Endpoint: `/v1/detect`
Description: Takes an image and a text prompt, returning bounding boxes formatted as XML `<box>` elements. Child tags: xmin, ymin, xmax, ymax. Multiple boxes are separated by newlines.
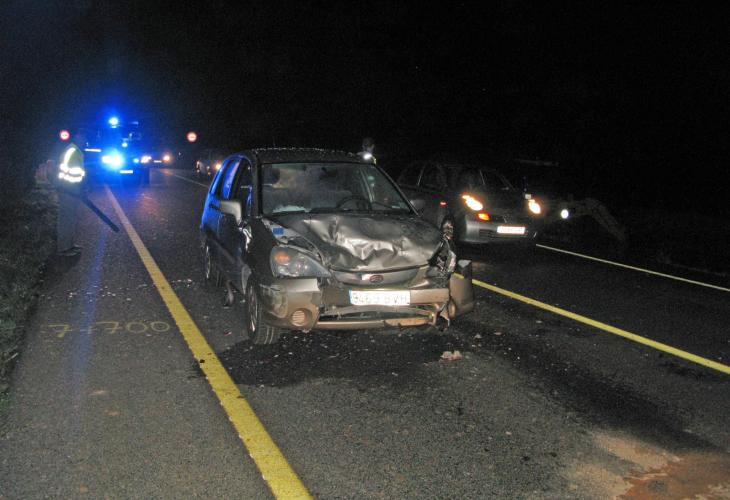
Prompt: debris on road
<box><xmin>440</xmin><ymin>350</ymin><xmax>464</xmax><ymax>362</ymax></box>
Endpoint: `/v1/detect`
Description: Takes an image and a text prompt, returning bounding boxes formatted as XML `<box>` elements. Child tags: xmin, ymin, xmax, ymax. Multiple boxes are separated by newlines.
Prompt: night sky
<box><xmin>2</xmin><ymin>1</ymin><xmax>728</xmax><ymax>215</ymax></box>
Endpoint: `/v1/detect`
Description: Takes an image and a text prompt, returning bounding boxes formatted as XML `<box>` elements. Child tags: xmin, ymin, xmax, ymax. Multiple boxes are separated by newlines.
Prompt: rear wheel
<box><xmin>245</xmin><ymin>279</ymin><xmax>282</xmax><ymax>345</ymax></box>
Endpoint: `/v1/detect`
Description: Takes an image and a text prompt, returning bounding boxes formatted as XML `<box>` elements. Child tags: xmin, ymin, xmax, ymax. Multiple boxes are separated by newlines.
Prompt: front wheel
<box><xmin>203</xmin><ymin>241</ymin><xmax>223</xmax><ymax>287</ymax></box>
<box><xmin>245</xmin><ymin>279</ymin><xmax>282</xmax><ymax>345</ymax></box>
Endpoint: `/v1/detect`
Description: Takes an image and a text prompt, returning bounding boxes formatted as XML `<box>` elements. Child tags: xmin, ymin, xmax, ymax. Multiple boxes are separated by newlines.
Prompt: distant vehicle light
<box><xmin>186</xmin><ymin>131</ymin><xmax>197</xmax><ymax>143</ymax></box>
<box><xmin>120</xmin><ymin>170</ymin><xmax>134</xmax><ymax>174</ymax></box>
<box><xmin>108</xmin><ymin>116</ymin><xmax>119</xmax><ymax>127</ymax></box>
<box><xmin>101</xmin><ymin>151</ymin><xmax>124</xmax><ymax>169</ymax></box>
<box><xmin>133</xmin><ymin>158</ymin><xmax>140</xmax><ymax>164</ymax></box>
<box><xmin>163</xmin><ymin>154</ymin><xmax>171</xmax><ymax>163</ymax></box>
<box><xmin>477</xmin><ymin>212</ymin><xmax>491</xmax><ymax>221</ymax></box>
<box><xmin>439</xmin><ymin>200</ymin><xmax>447</xmax><ymax>207</ymax></box>
<box><xmin>141</xmin><ymin>155</ymin><xmax>152</xmax><ymax>164</ymax></box>
<box><xmin>362</xmin><ymin>152</ymin><xmax>373</xmax><ymax>160</ymax></box>
<box><xmin>560</xmin><ymin>208</ymin><xmax>570</xmax><ymax>219</ymax></box>
<box><xmin>84</xmin><ymin>148</ymin><xmax>102</xmax><ymax>153</ymax></box>
<box><xmin>215</xmin><ymin>162</ymin><xmax>222</xmax><ymax>171</ymax></box>
<box><xmin>461</xmin><ymin>193</ymin><xmax>484</xmax><ymax>211</ymax></box>
<box><xmin>59</xmin><ymin>129</ymin><xmax>70</xmax><ymax>141</ymax></box>
<box><xmin>528</xmin><ymin>199</ymin><xmax>542</xmax><ymax>215</ymax></box>
<box><xmin>121</xmin><ymin>142</ymin><xmax>128</xmax><ymax>148</ymax></box>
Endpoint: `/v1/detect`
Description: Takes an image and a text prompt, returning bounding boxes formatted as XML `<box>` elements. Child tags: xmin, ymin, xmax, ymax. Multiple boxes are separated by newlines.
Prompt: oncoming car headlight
<box><xmin>270</xmin><ymin>246</ymin><xmax>330</xmax><ymax>278</ymax></box>
<box><xmin>461</xmin><ymin>193</ymin><xmax>484</xmax><ymax>211</ymax></box>
<box><xmin>528</xmin><ymin>198</ymin><xmax>542</xmax><ymax>215</ymax></box>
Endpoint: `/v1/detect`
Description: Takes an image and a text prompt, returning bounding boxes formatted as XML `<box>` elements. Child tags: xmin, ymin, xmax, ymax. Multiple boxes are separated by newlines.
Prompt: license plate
<box><xmin>496</xmin><ymin>225</ymin><xmax>526</xmax><ymax>235</ymax></box>
<box><xmin>349</xmin><ymin>290</ymin><xmax>410</xmax><ymax>306</ymax></box>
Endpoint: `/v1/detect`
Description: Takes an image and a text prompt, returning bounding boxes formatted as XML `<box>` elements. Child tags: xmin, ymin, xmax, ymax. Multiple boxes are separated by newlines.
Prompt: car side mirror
<box><xmin>410</xmin><ymin>198</ymin><xmax>426</xmax><ymax>212</ymax></box>
<box><xmin>219</xmin><ymin>200</ymin><xmax>242</xmax><ymax>224</ymax></box>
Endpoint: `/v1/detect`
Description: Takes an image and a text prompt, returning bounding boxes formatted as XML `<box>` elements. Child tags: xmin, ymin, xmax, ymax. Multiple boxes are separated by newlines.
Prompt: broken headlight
<box><xmin>427</xmin><ymin>240</ymin><xmax>457</xmax><ymax>277</ymax></box>
<box><xmin>270</xmin><ymin>246</ymin><xmax>330</xmax><ymax>278</ymax></box>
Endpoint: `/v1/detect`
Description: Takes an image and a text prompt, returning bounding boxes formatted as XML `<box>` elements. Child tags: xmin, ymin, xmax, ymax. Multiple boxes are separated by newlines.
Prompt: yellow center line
<box><xmin>471</xmin><ymin>278</ymin><xmax>730</xmax><ymax>376</ymax></box>
<box><xmin>105</xmin><ymin>186</ymin><xmax>312</xmax><ymax>499</ymax></box>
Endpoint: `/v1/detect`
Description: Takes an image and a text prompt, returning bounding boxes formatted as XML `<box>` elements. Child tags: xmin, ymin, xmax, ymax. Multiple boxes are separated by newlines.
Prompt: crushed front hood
<box><xmin>273</xmin><ymin>214</ymin><xmax>443</xmax><ymax>272</ymax></box>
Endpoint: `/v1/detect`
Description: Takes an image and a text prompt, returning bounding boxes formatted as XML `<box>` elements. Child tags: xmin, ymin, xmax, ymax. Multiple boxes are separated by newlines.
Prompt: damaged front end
<box><xmin>255</xmin><ymin>215</ymin><xmax>474</xmax><ymax>331</ymax></box>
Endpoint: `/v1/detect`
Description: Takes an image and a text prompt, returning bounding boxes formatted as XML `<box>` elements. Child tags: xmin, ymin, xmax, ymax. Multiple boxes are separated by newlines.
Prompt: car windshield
<box><xmin>447</xmin><ymin>166</ymin><xmax>514</xmax><ymax>192</ymax></box>
<box><xmin>261</xmin><ymin>162</ymin><xmax>412</xmax><ymax>216</ymax></box>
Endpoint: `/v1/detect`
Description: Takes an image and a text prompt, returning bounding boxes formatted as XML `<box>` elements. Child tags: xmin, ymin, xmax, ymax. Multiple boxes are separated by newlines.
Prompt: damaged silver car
<box><xmin>200</xmin><ymin>148</ymin><xmax>474</xmax><ymax>344</ymax></box>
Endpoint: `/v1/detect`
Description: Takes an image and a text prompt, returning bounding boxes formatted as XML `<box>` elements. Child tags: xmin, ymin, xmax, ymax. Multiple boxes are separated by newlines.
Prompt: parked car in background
<box><xmin>200</xmin><ymin>148</ymin><xmax>473</xmax><ymax>344</ymax></box>
<box><xmin>397</xmin><ymin>160</ymin><xmax>546</xmax><ymax>245</ymax></box>
<box><xmin>195</xmin><ymin>148</ymin><xmax>227</xmax><ymax>180</ymax></box>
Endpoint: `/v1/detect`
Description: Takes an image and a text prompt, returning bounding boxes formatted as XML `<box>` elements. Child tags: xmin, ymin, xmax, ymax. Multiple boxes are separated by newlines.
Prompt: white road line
<box><xmin>161</xmin><ymin>169</ymin><xmax>210</xmax><ymax>188</ymax></box>
<box><xmin>536</xmin><ymin>243</ymin><xmax>730</xmax><ymax>293</ymax></box>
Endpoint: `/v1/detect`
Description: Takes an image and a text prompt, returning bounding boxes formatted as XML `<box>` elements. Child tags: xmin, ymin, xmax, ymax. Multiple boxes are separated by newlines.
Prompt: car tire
<box><xmin>245</xmin><ymin>279</ymin><xmax>282</xmax><ymax>345</ymax></box>
<box><xmin>203</xmin><ymin>241</ymin><xmax>223</xmax><ymax>287</ymax></box>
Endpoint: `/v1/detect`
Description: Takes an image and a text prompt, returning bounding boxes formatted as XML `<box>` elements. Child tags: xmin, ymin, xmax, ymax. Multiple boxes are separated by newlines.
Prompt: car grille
<box><xmin>331</xmin><ymin>267</ymin><xmax>420</xmax><ymax>286</ymax></box>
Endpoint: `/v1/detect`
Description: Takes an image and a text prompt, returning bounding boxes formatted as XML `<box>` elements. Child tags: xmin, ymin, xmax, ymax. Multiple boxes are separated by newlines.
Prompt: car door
<box><xmin>415</xmin><ymin>162</ymin><xmax>448</xmax><ymax>226</ymax></box>
<box><xmin>217</xmin><ymin>157</ymin><xmax>253</xmax><ymax>287</ymax></box>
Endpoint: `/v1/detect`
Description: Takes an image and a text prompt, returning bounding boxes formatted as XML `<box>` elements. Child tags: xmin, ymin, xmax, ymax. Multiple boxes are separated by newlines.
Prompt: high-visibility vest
<box><xmin>58</xmin><ymin>143</ymin><xmax>85</xmax><ymax>185</ymax></box>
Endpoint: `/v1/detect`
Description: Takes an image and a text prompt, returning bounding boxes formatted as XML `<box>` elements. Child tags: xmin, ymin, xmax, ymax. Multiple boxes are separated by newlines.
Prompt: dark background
<box><xmin>1</xmin><ymin>1</ymin><xmax>728</xmax><ymax>216</ymax></box>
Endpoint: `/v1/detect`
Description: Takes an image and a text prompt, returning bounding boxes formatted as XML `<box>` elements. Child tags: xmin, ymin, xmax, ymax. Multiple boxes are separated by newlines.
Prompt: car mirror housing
<box><xmin>410</xmin><ymin>198</ymin><xmax>426</xmax><ymax>212</ymax></box>
<box><xmin>219</xmin><ymin>200</ymin><xmax>242</xmax><ymax>224</ymax></box>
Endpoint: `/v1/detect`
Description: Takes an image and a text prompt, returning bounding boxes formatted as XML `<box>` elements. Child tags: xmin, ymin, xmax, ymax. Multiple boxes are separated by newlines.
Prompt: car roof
<box><xmin>232</xmin><ymin>147</ymin><xmax>372</xmax><ymax>165</ymax></box>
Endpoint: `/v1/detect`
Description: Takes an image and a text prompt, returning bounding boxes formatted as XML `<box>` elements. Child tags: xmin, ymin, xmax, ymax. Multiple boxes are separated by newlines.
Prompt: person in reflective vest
<box><xmin>54</xmin><ymin>131</ymin><xmax>87</xmax><ymax>257</ymax></box>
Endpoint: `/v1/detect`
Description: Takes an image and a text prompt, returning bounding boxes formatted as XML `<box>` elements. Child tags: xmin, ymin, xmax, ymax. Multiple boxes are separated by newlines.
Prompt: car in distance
<box><xmin>200</xmin><ymin>148</ymin><xmax>474</xmax><ymax>344</ymax></box>
<box><xmin>194</xmin><ymin>148</ymin><xmax>227</xmax><ymax>179</ymax></box>
<box><xmin>397</xmin><ymin>160</ymin><xmax>544</xmax><ymax>245</ymax></box>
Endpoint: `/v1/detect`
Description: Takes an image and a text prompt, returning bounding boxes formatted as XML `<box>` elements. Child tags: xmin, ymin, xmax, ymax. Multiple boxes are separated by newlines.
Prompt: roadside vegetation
<box><xmin>0</xmin><ymin>183</ymin><xmax>56</xmax><ymax>395</ymax></box>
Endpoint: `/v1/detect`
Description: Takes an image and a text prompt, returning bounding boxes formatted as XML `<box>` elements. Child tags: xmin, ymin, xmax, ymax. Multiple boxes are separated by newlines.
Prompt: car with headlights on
<box><xmin>397</xmin><ymin>160</ymin><xmax>545</xmax><ymax>245</ymax></box>
<box><xmin>194</xmin><ymin>148</ymin><xmax>228</xmax><ymax>180</ymax></box>
<box><xmin>200</xmin><ymin>148</ymin><xmax>474</xmax><ymax>344</ymax></box>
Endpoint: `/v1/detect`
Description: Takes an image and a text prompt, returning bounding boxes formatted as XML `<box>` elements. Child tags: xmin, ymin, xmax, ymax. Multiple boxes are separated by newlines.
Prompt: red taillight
<box><xmin>59</xmin><ymin>129</ymin><xmax>70</xmax><ymax>141</ymax></box>
<box><xmin>439</xmin><ymin>201</ymin><xmax>447</xmax><ymax>207</ymax></box>
<box><xmin>477</xmin><ymin>212</ymin><xmax>490</xmax><ymax>221</ymax></box>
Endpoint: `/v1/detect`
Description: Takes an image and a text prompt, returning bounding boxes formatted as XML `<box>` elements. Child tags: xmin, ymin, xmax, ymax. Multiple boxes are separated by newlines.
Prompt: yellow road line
<box><xmin>471</xmin><ymin>278</ymin><xmax>730</xmax><ymax>375</ymax></box>
<box><xmin>536</xmin><ymin>243</ymin><xmax>730</xmax><ymax>293</ymax></box>
<box><xmin>105</xmin><ymin>186</ymin><xmax>312</xmax><ymax>499</ymax></box>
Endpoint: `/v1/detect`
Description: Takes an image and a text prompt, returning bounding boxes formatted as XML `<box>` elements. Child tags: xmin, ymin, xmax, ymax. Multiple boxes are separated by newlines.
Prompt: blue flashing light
<box><xmin>108</xmin><ymin>116</ymin><xmax>120</xmax><ymax>127</ymax></box>
<box><xmin>133</xmin><ymin>158</ymin><xmax>140</xmax><ymax>164</ymax></box>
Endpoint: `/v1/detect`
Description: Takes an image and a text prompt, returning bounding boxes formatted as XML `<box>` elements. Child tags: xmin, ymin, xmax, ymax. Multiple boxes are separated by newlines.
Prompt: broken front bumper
<box><xmin>256</xmin><ymin>262</ymin><xmax>474</xmax><ymax>331</ymax></box>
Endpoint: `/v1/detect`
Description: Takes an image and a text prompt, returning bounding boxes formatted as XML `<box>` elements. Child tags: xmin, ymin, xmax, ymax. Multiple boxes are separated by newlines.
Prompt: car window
<box><xmin>419</xmin><ymin>165</ymin><xmax>446</xmax><ymax>190</ymax></box>
<box><xmin>218</xmin><ymin>158</ymin><xmax>241</xmax><ymax>198</ymax></box>
<box><xmin>209</xmin><ymin>158</ymin><xmax>230</xmax><ymax>194</ymax></box>
<box><xmin>398</xmin><ymin>164</ymin><xmax>422</xmax><ymax>186</ymax></box>
<box><xmin>448</xmin><ymin>167</ymin><xmax>480</xmax><ymax>190</ymax></box>
<box><xmin>480</xmin><ymin>169</ymin><xmax>513</xmax><ymax>191</ymax></box>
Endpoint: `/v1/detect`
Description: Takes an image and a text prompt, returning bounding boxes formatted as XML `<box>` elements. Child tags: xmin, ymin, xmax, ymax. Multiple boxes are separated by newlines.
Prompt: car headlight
<box><xmin>141</xmin><ymin>155</ymin><xmax>152</xmax><ymax>164</ymax></box>
<box><xmin>560</xmin><ymin>208</ymin><xmax>570</xmax><ymax>219</ymax></box>
<box><xmin>270</xmin><ymin>246</ymin><xmax>330</xmax><ymax>278</ymax></box>
<box><xmin>528</xmin><ymin>199</ymin><xmax>542</xmax><ymax>215</ymax></box>
<box><xmin>461</xmin><ymin>193</ymin><xmax>484</xmax><ymax>211</ymax></box>
<box><xmin>101</xmin><ymin>151</ymin><xmax>124</xmax><ymax>169</ymax></box>
<box><xmin>215</xmin><ymin>162</ymin><xmax>222</xmax><ymax>171</ymax></box>
<box><xmin>163</xmin><ymin>154</ymin><xmax>171</xmax><ymax>163</ymax></box>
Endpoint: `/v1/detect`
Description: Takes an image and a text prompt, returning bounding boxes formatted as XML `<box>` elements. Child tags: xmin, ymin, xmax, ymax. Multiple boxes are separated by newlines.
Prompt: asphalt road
<box><xmin>2</xmin><ymin>168</ymin><xmax>729</xmax><ymax>499</ymax></box>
